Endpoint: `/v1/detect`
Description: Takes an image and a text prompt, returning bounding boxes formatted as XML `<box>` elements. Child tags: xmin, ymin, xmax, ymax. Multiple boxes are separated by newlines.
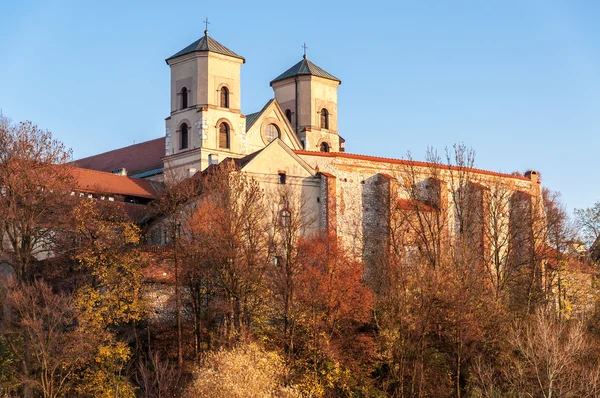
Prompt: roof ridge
<box><xmin>70</xmin><ymin>166</ymin><xmax>146</xmax><ymax>181</ymax></box>
<box><xmin>270</xmin><ymin>58</ymin><xmax>340</xmax><ymax>85</ymax></box>
<box><xmin>245</xmin><ymin>99</ymin><xmax>276</xmax><ymax>131</ymax></box>
<box><xmin>294</xmin><ymin>150</ymin><xmax>531</xmax><ymax>181</ymax></box>
<box><xmin>166</xmin><ymin>34</ymin><xmax>245</xmax><ymax>63</ymax></box>
<box><xmin>74</xmin><ymin>137</ymin><xmax>164</xmax><ymax>162</ymax></box>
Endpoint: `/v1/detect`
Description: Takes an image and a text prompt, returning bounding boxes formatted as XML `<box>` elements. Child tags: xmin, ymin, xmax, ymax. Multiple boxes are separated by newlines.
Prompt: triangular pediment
<box><xmin>244</xmin><ymin>99</ymin><xmax>302</xmax><ymax>152</ymax></box>
<box><xmin>240</xmin><ymin>139</ymin><xmax>315</xmax><ymax>178</ymax></box>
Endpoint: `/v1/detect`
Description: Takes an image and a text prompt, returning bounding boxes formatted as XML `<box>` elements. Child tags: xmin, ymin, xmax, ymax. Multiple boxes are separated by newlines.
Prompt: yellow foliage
<box><xmin>69</xmin><ymin>201</ymin><xmax>144</xmax><ymax>397</ymax></box>
<box><xmin>77</xmin><ymin>339</ymin><xmax>135</xmax><ymax>398</ymax></box>
<box><xmin>73</xmin><ymin>201</ymin><xmax>148</xmax><ymax>330</ymax></box>
<box><xmin>184</xmin><ymin>342</ymin><xmax>303</xmax><ymax>398</ymax></box>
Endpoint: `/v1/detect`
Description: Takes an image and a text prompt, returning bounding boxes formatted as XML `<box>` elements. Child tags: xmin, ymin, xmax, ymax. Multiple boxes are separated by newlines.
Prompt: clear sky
<box><xmin>1</xmin><ymin>0</ymin><xmax>599</xmax><ymax>213</ymax></box>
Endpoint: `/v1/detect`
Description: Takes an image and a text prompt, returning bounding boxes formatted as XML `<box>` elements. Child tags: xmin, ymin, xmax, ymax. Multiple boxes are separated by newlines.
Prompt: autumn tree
<box><xmin>0</xmin><ymin>333</ymin><xmax>18</xmax><ymax>396</ymax></box>
<box><xmin>266</xmin><ymin>185</ymin><xmax>317</xmax><ymax>357</ymax></box>
<box><xmin>69</xmin><ymin>200</ymin><xmax>146</xmax><ymax>397</ymax></box>
<box><xmin>0</xmin><ymin>118</ymin><xmax>74</xmax><ymax>282</ymax></box>
<box><xmin>182</xmin><ymin>162</ymin><xmax>272</xmax><ymax>342</ymax></box>
<box><xmin>480</xmin><ymin>177</ymin><xmax>519</xmax><ymax>300</ymax></box>
<box><xmin>292</xmin><ymin>233</ymin><xmax>373</xmax><ymax>396</ymax></box>
<box><xmin>134</xmin><ymin>350</ymin><xmax>182</xmax><ymax>398</ymax></box>
<box><xmin>0</xmin><ymin>279</ymin><xmax>96</xmax><ymax>398</ymax></box>
<box><xmin>503</xmin><ymin>310</ymin><xmax>600</xmax><ymax>397</ymax></box>
<box><xmin>72</xmin><ymin>200</ymin><xmax>147</xmax><ymax>332</ymax></box>
<box><xmin>184</xmin><ymin>342</ymin><xmax>302</xmax><ymax>398</ymax></box>
<box><xmin>575</xmin><ymin>201</ymin><xmax>600</xmax><ymax>250</ymax></box>
<box><xmin>149</xmin><ymin>162</ymin><xmax>203</xmax><ymax>365</ymax></box>
<box><xmin>373</xmin><ymin>145</ymin><xmax>512</xmax><ymax>397</ymax></box>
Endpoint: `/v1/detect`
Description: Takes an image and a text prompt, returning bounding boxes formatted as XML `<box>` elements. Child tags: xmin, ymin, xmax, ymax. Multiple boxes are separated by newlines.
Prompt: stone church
<box><xmin>74</xmin><ymin>29</ymin><xmax>543</xmax><ymax>265</ymax></box>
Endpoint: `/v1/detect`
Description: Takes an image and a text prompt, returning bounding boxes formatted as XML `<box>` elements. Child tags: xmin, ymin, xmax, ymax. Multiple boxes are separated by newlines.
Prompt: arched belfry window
<box><xmin>180</xmin><ymin>123</ymin><xmax>189</xmax><ymax>150</ymax></box>
<box><xmin>265</xmin><ymin>124</ymin><xmax>280</xmax><ymax>143</ymax></box>
<box><xmin>285</xmin><ymin>109</ymin><xmax>292</xmax><ymax>123</ymax></box>
<box><xmin>181</xmin><ymin>87</ymin><xmax>188</xmax><ymax>109</ymax></box>
<box><xmin>219</xmin><ymin>122</ymin><xmax>230</xmax><ymax>149</ymax></box>
<box><xmin>320</xmin><ymin>108</ymin><xmax>329</xmax><ymax>129</ymax></box>
<box><xmin>320</xmin><ymin>142</ymin><xmax>330</xmax><ymax>153</ymax></box>
<box><xmin>220</xmin><ymin>87</ymin><xmax>229</xmax><ymax>108</ymax></box>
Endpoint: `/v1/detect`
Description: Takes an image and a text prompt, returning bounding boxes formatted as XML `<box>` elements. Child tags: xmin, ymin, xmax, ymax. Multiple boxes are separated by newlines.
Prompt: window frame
<box><xmin>220</xmin><ymin>86</ymin><xmax>229</xmax><ymax>108</ymax></box>
<box><xmin>181</xmin><ymin>87</ymin><xmax>188</xmax><ymax>109</ymax></box>
<box><xmin>278</xmin><ymin>172</ymin><xmax>286</xmax><ymax>185</ymax></box>
<box><xmin>265</xmin><ymin>123</ymin><xmax>280</xmax><ymax>143</ymax></box>
<box><xmin>180</xmin><ymin>122</ymin><xmax>189</xmax><ymax>150</ymax></box>
<box><xmin>320</xmin><ymin>108</ymin><xmax>329</xmax><ymax>129</ymax></box>
<box><xmin>218</xmin><ymin>122</ymin><xmax>230</xmax><ymax>149</ymax></box>
<box><xmin>279</xmin><ymin>209</ymin><xmax>291</xmax><ymax>227</ymax></box>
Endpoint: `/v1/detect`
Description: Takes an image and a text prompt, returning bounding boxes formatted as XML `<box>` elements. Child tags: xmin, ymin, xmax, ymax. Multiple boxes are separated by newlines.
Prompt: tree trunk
<box><xmin>174</xmin><ymin>241</ymin><xmax>183</xmax><ymax>367</ymax></box>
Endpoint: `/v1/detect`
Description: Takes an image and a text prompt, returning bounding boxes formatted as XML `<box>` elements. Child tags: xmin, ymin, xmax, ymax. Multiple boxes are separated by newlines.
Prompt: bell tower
<box><xmin>164</xmin><ymin>23</ymin><xmax>246</xmax><ymax>180</ymax></box>
<box><xmin>270</xmin><ymin>49</ymin><xmax>342</xmax><ymax>152</ymax></box>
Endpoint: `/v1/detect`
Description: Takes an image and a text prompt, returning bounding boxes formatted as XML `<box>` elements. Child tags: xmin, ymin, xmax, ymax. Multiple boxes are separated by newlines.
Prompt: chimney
<box><xmin>525</xmin><ymin>170</ymin><xmax>541</xmax><ymax>197</ymax></box>
<box><xmin>524</xmin><ymin>170</ymin><xmax>539</xmax><ymax>184</ymax></box>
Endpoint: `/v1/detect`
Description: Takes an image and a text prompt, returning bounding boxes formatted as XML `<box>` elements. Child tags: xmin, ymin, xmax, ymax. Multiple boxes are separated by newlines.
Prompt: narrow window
<box><xmin>300</xmin><ymin>139</ymin><xmax>305</xmax><ymax>149</ymax></box>
<box><xmin>320</xmin><ymin>142</ymin><xmax>330</xmax><ymax>152</ymax></box>
<box><xmin>220</xmin><ymin>86</ymin><xmax>229</xmax><ymax>108</ymax></box>
<box><xmin>280</xmin><ymin>209</ymin><xmax>291</xmax><ymax>227</ymax></box>
<box><xmin>181</xmin><ymin>87</ymin><xmax>188</xmax><ymax>109</ymax></box>
<box><xmin>285</xmin><ymin>109</ymin><xmax>292</xmax><ymax>123</ymax></box>
<box><xmin>265</xmin><ymin>124</ymin><xmax>280</xmax><ymax>143</ymax></box>
<box><xmin>180</xmin><ymin>123</ymin><xmax>189</xmax><ymax>149</ymax></box>
<box><xmin>219</xmin><ymin>122</ymin><xmax>230</xmax><ymax>149</ymax></box>
<box><xmin>320</xmin><ymin>108</ymin><xmax>329</xmax><ymax>129</ymax></box>
<box><xmin>278</xmin><ymin>172</ymin><xmax>286</xmax><ymax>184</ymax></box>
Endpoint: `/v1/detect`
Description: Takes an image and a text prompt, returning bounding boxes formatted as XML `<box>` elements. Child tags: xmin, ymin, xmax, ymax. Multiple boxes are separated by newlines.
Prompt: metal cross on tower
<box><xmin>203</xmin><ymin>17</ymin><xmax>210</xmax><ymax>34</ymax></box>
<box><xmin>302</xmin><ymin>42</ymin><xmax>308</xmax><ymax>59</ymax></box>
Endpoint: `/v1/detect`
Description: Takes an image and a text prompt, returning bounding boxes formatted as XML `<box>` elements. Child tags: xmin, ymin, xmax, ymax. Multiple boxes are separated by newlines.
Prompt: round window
<box><xmin>265</xmin><ymin>124</ymin><xmax>280</xmax><ymax>143</ymax></box>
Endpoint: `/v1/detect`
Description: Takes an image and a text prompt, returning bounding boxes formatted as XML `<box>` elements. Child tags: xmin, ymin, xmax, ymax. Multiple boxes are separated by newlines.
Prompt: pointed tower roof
<box><xmin>166</xmin><ymin>30</ymin><xmax>245</xmax><ymax>63</ymax></box>
<box><xmin>270</xmin><ymin>56</ymin><xmax>341</xmax><ymax>85</ymax></box>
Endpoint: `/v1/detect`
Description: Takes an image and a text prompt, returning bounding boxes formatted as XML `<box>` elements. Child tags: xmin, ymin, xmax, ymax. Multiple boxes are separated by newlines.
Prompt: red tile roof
<box><xmin>295</xmin><ymin>151</ymin><xmax>531</xmax><ymax>181</ymax></box>
<box><xmin>73</xmin><ymin>137</ymin><xmax>165</xmax><ymax>176</ymax></box>
<box><xmin>539</xmin><ymin>244</ymin><xmax>597</xmax><ymax>275</ymax></box>
<box><xmin>69</xmin><ymin>167</ymin><xmax>161</xmax><ymax>199</ymax></box>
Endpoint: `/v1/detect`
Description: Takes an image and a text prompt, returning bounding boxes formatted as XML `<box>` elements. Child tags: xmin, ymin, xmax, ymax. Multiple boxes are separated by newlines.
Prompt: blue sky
<box><xmin>1</xmin><ymin>0</ymin><xmax>600</xmax><ymax>213</ymax></box>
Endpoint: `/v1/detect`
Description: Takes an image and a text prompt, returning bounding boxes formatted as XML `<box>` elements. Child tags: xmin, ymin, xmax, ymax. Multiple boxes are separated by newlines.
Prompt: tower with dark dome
<box><xmin>270</xmin><ymin>53</ymin><xmax>343</xmax><ymax>153</ymax></box>
<box><xmin>163</xmin><ymin>26</ymin><xmax>246</xmax><ymax>178</ymax></box>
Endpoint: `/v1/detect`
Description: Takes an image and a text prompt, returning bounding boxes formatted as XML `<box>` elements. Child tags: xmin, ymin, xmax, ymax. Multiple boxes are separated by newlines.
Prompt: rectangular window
<box><xmin>278</xmin><ymin>173</ymin><xmax>286</xmax><ymax>184</ymax></box>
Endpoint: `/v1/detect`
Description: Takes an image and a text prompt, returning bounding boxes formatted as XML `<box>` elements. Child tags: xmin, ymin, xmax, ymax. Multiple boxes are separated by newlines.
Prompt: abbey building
<box><xmin>158</xmin><ymin>28</ymin><xmax>344</xmax><ymax>179</ymax></box>
<box><xmin>74</xmin><ymin>30</ymin><xmax>544</xmax><ymax>271</ymax></box>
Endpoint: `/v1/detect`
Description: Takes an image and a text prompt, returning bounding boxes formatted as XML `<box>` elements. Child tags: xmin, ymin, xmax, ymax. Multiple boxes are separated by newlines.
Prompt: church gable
<box><xmin>240</xmin><ymin>139</ymin><xmax>315</xmax><ymax>178</ymax></box>
<box><xmin>244</xmin><ymin>99</ymin><xmax>302</xmax><ymax>152</ymax></box>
